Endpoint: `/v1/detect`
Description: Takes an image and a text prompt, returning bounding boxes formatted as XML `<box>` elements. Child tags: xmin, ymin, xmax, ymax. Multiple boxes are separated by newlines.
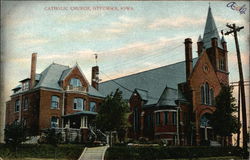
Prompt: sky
<box><xmin>1</xmin><ymin>1</ymin><xmax>249</xmax><ymax>133</ymax></box>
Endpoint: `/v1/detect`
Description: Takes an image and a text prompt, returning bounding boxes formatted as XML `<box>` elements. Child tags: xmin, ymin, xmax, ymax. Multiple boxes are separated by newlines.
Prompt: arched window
<box><xmin>205</xmin><ymin>83</ymin><xmax>209</xmax><ymax>104</ymax></box>
<box><xmin>70</xmin><ymin>78</ymin><xmax>82</xmax><ymax>87</ymax></box>
<box><xmin>201</xmin><ymin>83</ymin><xmax>214</xmax><ymax>105</ymax></box>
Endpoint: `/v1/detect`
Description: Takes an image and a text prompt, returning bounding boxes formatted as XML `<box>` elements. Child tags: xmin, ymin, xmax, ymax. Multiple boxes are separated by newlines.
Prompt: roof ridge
<box><xmin>101</xmin><ymin>57</ymin><xmax>198</xmax><ymax>84</ymax></box>
<box><xmin>35</xmin><ymin>64</ymin><xmax>54</xmax><ymax>87</ymax></box>
<box><xmin>51</xmin><ymin>62</ymin><xmax>70</xmax><ymax>68</ymax></box>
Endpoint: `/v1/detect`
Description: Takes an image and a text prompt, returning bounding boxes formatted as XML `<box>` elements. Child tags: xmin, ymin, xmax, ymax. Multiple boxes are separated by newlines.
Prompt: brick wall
<box><xmin>39</xmin><ymin>89</ymin><xmax>62</xmax><ymax>129</ymax></box>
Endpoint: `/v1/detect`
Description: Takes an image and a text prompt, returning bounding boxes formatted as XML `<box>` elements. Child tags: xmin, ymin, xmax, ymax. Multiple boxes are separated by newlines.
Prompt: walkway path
<box><xmin>78</xmin><ymin>146</ymin><xmax>109</xmax><ymax>160</ymax></box>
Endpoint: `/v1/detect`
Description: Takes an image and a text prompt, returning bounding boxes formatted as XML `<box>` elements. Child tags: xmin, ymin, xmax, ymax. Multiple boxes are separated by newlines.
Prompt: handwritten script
<box><xmin>226</xmin><ymin>2</ymin><xmax>247</xmax><ymax>14</ymax></box>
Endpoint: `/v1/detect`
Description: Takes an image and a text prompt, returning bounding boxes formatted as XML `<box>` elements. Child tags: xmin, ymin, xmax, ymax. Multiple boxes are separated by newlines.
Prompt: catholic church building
<box><xmin>99</xmin><ymin>6</ymin><xmax>229</xmax><ymax>145</ymax></box>
<box><xmin>6</xmin><ymin>6</ymin><xmax>229</xmax><ymax>145</ymax></box>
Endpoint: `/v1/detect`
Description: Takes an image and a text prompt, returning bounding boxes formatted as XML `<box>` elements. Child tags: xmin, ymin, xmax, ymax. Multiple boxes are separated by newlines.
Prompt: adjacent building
<box><xmin>99</xmin><ymin>6</ymin><xmax>229</xmax><ymax>145</ymax></box>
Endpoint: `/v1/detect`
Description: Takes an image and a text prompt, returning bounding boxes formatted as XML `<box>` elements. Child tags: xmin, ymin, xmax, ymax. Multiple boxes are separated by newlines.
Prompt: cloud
<box><xmin>228</xmin><ymin>51</ymin><xmax>249</xmax><ymax>66</ymax></box>
<box><xmin>148</xmin><ymin>16</ymin><xmax>204</xmax><ymax>29</ymax></box>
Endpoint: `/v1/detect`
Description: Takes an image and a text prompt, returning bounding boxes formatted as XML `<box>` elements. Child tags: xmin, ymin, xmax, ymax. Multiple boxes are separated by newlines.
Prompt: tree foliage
<box><xmin>5</xmin><ymin>121</ymin><xmax>28</xmax><ymax>145</ymax></box>
<box><xmin>96</xmin><ymin>89</ymin><xmax>130</xmax><ymax>136</ymax></box>
<box><xmin>44</xmin><ymin>128</ymin><xmax>62</xmax><ymax>147</ymax></box>
<box><xmin>210</xmin><ymin>85</ymin><xmax>240</xmax><ymax>137</ymax></box>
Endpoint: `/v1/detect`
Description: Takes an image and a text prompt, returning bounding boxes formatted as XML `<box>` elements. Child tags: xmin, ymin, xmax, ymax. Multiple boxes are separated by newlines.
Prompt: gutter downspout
<box><xmin>61</xmin><ymin>90</ymin><xmax>65</xmax><ymax>128</ymax></box>
<box><xmin>177</xmin><ymin>101</ymin><xmax>180</xmax><ymax>145</ymax></box>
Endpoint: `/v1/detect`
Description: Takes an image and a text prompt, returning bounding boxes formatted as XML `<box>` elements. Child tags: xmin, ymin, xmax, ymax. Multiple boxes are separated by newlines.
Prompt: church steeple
<box><xmin>202</xmin><ymin>6</ymin><xmax>223</xmax><ymax>49</ymax></box>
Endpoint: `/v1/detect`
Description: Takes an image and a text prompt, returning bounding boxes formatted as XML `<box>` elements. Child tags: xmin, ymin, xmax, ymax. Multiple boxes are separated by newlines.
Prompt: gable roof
<box><xmin>99</xmin><ymin>58</ymin><xmax>198</xmax><ymax>105</ymax></box>
<box><xmin>59</xmin><ymin>64</ymin><xmax>90</xmax><ymax>86</ymax></box>
<box><xmin>202</xmin><ymin>6</ymin><xmax>223</xmax><ymax>49</ymax></box>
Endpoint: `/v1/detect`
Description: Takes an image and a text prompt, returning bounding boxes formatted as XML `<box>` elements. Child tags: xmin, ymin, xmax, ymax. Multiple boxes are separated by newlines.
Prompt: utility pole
<box><xmin>225</xmin><ymin>23</ymin><xmax>248</xmax><ymax>158</ymax></box>
<box><xmin>237</xmin><ymin>81</ymin><xmax>241</xmax><ymax>147</ymax></box>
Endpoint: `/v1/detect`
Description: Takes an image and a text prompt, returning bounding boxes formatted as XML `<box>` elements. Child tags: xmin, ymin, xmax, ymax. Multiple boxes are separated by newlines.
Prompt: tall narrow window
<box><xmin>156</xmin><ymin>112</ymin><xmax>160</xmax><ymax>126</ymax></box>
<box><xmin>15</xmin><ymin>99</ymin><xmax>20</xmax><ymax>112</ymax></box>
<box><xmin>205</xmin><ymin>83</ymin><xmax>209</xmax><ymax>104</ymax></box>
<box><xmin>23</xmin><ymin>98</ymin><xmax>29</xmax><ymax>110</ymax></box>
<box><xmin>51</xmin><ymin>117</ymin><xmax>59</xmax><ymax>128</ymax></box>
<box><xmin>89</xmin><ymin>102</ymin><xmax>96</xmax><ymax>112</ymax></box>
<box><xmin>146</xmin><ymin>114</ymin><xmax>152</xmax><ymax>128</ymax></box>
<box><xmin>74</xmin><ymin>98</ymin><xmax>84</xmax><ymax>110</ymax></box>
<box><xmin>51</xmin><ymin>96</ymin><xmax>59</xmax><ymax>109</ymax></box>
<box><xmin>201</xmin><ymin>83</ymin><xmax>214</xmax><ymax>105</ymax></box>
<box><xmin>219</xmin><ymin>58</ymin><xmax>225</xmax><ymax>70</ymax></box>
<box><xmin>201</xmin><ymin>85</ymin><xmax>205</xmax><ymax>104</ymax></box>
<box><xmin>172</xmin><ymin>112</ymin><xmax>177</xmax><ymax>125</ymax></box>
<box><xmin>209</xmin><ymin>88</ymin><xmax>214</xmax><ymax>105</ymax></box>
<box><xmin>164</xmin><ymin>112</ymin><xmax>168</xmax><ymax>125</ymax></box>
<box><xmin>133</xmin><ymin>107</ymin><xmax>139</xmax><ymax>132</ymax></box>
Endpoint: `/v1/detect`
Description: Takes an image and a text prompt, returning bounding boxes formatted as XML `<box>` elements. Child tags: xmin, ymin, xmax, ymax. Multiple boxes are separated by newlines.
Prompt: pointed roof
<box><xmin>197</xmin><ymin>35</ymin><xmax>203</xmax><ymax>43</ymax></box>
<box><xmin>221</xmin><ymin>35</ymin><xmax>226</xmax><ymax>43</ymax></box>
<box><xmin>202</xmin><ymin>6</ymin><xmax>223</xmax><ymax>49</ymax></box>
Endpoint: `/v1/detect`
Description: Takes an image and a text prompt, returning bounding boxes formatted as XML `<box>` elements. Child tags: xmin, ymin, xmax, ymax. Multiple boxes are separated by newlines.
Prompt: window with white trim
<box><xmin>172</xmin><ymin>112</ymin><xmax>177</xmax><ymax>125</ymax></box>
<box><xmin>74</xmin><ymin>98</ymin><xmax>84</xmax><ymax>110</ymax></box>
<box><xmin>51</xmin><ymin>116</ymin><xmax>59</xmax><ymax>128</ymax></box>
<box><xmin>22</xmin><ymin>81</ymin><xmax>29</xmax><ymax>91</ymax></box>
<box><xmin>70</xmin><ymin>78</ymin><xmax>82</xmax><ymax>87</ymax></box>
<box><xmin>89</xmin><ymin>102</ymin><xmax>96</xmax><ymax>112</ymax></box>
<box><xmin>23</xmin><ymin>98</ymin><xmax>29</xmax><ymax>110</ymax></box>
<box><xmin>219</xmin><ymin>58</ymin><xmax>225</xmax><ymax>71</ymax></box>
<box><xmin>51</xmin><ymin>96</ymin><xmax>59</xmax><ymax>109</ymax></box>
<box><xmin>201</xmin><ymin>83</ymin><xmax>214</xmax><ymax>105</ymax></box>
<box><xmin>15</xmin><ymin>99</ymin><xmax>20</xmax><ymax>112</ymax></box>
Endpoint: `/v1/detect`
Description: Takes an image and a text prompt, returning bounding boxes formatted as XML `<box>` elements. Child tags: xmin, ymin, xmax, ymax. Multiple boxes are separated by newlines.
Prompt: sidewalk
<box><xmin>79</xmin><ymin>146</ymin><xmax>109</xmax><ymax>160</ymax></box>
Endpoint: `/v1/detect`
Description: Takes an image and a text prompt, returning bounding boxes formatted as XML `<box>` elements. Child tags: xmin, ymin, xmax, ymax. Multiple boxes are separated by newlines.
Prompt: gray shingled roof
<box><xmin>88</xmin><ymin>85</ymin><xmax>105</xmax><ymax>98</ymax></box>
<box><xmin>202</xmin><ymin>6</ymin><xmax>223</xmax><ymax>49</ymax></box>
<box><xmin>157</xmin><ymin>87</ymin><xmax>178</xmax><ymax>106</ymax></box>
<box><xmin>35</xmin><ymin>63</ymin><xmax>70</xmax><ymax>90</ymax></box>
<box><xmin>136</xmin><ymin>88</ymin><xmax>148</xmax><ymax>101</ymax></box>
<box><xmin>99</xmin><ymin>58</ymin><xmax>198</xmax><ymax>105</ymax></box>
<box><xmin>12</xmin><ymin>63</ymin><xmax>104</xmax><ymax>98</ymax></box>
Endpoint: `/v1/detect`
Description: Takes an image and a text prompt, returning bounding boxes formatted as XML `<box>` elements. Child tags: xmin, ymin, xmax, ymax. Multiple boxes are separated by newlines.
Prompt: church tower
<box><xmin>197</xmin><ymin>6</ymin><xmax>229</xmax><ymax>85</ymax></box>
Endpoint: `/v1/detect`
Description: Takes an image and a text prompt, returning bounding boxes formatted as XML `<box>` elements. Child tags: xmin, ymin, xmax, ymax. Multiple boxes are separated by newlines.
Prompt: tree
<box><xmin>210</xmin><ymin>85</ymin><xmax>240</xmax><ymax>146</ymax></box>
<box><xmin>44</xmin><ymin>128</ymin><xmax>62</xmax><ymax>160</ymax></box>
<box><xmin>4</xmin><ymin>121</ymin><xmax>28</xmax><ymax>156</ymax></box>
<box><xmin>96</xmin><ymin>89</ymin><xmax>130</xmax><ymax>144</ymax></box>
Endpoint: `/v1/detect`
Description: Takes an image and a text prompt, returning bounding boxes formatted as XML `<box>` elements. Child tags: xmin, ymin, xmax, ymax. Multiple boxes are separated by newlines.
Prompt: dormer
<box><xmin>60</xmin><ymin>64</ymin><xmax>89</xmax><ymax>92</ymax></box>
<box><xmin>20</xmin><ymin>78</ymin><xmax>30</xmax><ymax>91</ymax></box>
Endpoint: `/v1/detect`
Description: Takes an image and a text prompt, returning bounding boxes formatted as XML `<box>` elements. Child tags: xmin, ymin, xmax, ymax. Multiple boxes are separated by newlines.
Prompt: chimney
<box><xmin>91</xmin><ymin>66</ymin><xmax>99</xmax><ymax>90</ymax></box>
<box><xmin>197</xmin><ymin>35</ymin><xmax>204</xmax><ymax>57</ymax></box>
<box><xmin>211</xmin><ymin>37</ymin><xmax>218</xmax><ymax>47</ymax></box>
<box><xmin>221</xmin><ymin>36</ymin><xmax>227</xmax><ymax>51</ymax></box>
<box><xmin>30</xmin><ymin>53</ymin><xmax>37</xmax><ymax>89</ymax></box>
<box><xmin>184</xmin><ymin>38</ymin><xmax>193</xmax><ymax>81</ymax></box>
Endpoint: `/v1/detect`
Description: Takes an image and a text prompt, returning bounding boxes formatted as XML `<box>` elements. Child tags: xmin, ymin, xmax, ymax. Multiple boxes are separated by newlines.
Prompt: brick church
<box><xmin>6</xmin><ymin>6</ymin><xmax>229</xmax><ymax>145</ymax></box>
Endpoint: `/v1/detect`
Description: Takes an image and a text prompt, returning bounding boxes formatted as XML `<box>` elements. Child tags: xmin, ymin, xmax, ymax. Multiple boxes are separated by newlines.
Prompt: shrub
<box><xmin>0</xmin><ymin>144</ymin><xmax>84</xmax><ymax>159</ymax></box>
<box><xmin>105</xmin><ymin>146</ymin><xmax>243</xmax><ymax>160</ymax></box>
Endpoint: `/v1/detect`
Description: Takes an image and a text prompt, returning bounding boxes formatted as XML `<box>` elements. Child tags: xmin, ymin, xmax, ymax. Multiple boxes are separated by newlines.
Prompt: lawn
<box><xmin>0</xmin><ymin>144</ymin><xmax>84</xmax><ymax>160</ymax></box>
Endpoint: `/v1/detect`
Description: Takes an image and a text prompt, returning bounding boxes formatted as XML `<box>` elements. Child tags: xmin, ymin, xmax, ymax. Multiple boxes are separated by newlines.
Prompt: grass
<box><xmin>3</xmin><ymin>158</ymin><xmax>68</xmax><ymax>160</ymax></box>
<box><xmin>0</xmin><ymin>144</ymin><xmax>85</xmax><ymax>160</ymax></box>
<box><xmin>165</xmin><ymin>156</ymin><xmax>242</xmax><ymax>160</ymax></box>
